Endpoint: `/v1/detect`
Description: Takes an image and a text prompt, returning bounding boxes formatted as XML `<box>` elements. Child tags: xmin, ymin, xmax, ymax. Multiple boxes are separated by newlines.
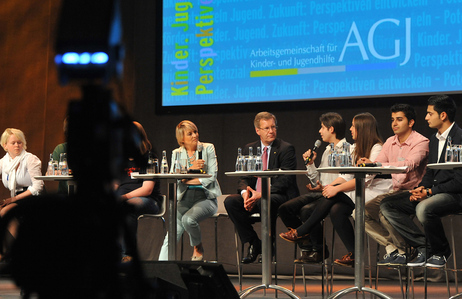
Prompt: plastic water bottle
<box><xmin>247</xmin><ymin>147</ymin><xmax>255</xmax><ymax>171</ymax></box>
<box><xmin>235</xmin><ymin>147</ymin><xmax>244</xmax><ymax>172</ymax></box>
<box><xmin>161</xmin><ymin>150</ymin><xmax>169</xmax><ymax>174</ymax></box>
<box><xmin>445</xmin><ymin>136</ymin><xmax>453</xmax><ymax>163</ymax></box>
<box><xmin>174</xmin><ymin>151</ymin><xmax>181</xmax><ymax>174</ymax></box>
<box><xmin>147</xmin><ymin>151</ymin><xmax>155</xmax><ymax>174</ymax></box>
<box><xmin>46</xmin><ymin>153</ymin><xmax>54</xmax><ymax>175</ymax></box>
<box><xmin>345</xmin><ymin>142</ymin><xmax>352</xmax><ymax>166</ymax></box>
<box><xmin>59</xmin><ymin>153</ymin><xmax>68</xmax><ymax>175</ymax></box>
<box><xmin>255</xmin><ymin>146</ymin><xmax>262</xmax><ymax>171</ymax></box>
<box><xmin>328</xmin><ymin>143</ymin><xmax>335</xmax><ymax>167</ymax></box>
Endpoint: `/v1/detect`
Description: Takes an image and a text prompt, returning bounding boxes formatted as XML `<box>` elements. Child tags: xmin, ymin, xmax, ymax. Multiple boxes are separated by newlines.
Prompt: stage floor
<box><xmin>0</xmin><ymin>274</ymin><xmax>455</xmax><ymax>298</ymax></box>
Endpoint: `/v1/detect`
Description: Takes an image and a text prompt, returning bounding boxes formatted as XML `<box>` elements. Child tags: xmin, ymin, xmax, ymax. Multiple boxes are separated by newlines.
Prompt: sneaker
<box><xmin>389</xmin><ymin>253</ymin><xmax>407</xmax><ymax>266</ymax></box>
<box><xmin>377</xmin><ymin>250</ymin><xmax>399</xmax><ymax>265</ymax></box>
<box><xmin>407</xmin><ymin>251</ymin><xmax>426</xmax><ymax>267</ymax></box>
<box><xmin>334</xmin><ymin>252</ymin><xmax>354</xmax><ymax>267</ymax></box>
<box><xmin>426</xmin><ymin>254</ymin><xmax>449</xmax><ymax>268</ymax></box>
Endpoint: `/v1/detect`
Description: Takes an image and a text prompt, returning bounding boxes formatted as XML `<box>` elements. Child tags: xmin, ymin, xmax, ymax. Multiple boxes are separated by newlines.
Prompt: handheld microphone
<box><xmin>197</xmin><ymin>143</ymin><xmax>203</xmax><ymax>160</ymax></box>
<box><xmin>305</xmin><ymin>140</ymin><xmax>322</xmax><ymax>165</ymax></box>
<box><xmin>358</xmin><ymin>162</ymin><xmax>382</xmax><ymax>167</ymax></box>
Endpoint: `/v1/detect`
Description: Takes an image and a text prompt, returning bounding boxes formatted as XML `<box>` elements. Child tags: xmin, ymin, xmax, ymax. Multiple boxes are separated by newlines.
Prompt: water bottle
<box><xmin>59</xmin><ymin>153</ymin><xmax>68</xmax><ymax>176</ymax></box>
<box><xmin>174</xmin><ymin>151</ymin><xmax>181</xmax><ymax>174</ymax></box>
<box><xmin>247</xmin><ymin>147</ymin><xmax>256</xmax><ymax>171</ymax></box>
<box><xmin>147</xmin><ymin>151</ymin><xmax>155</xmax><ymax>174</ymax></box>
<box><xmin>46</xmin><ymin>153</ymin><xmax>54</xmax><ymax>175</ymax></box>
<box><xmin>161</xmin><ymin>150</ymin><xmax>169</xmax><ymax>174</ymax></box>
<box><xmin>343</xmin><ymin>142</ymin><xmax>352</xmax><ymax>167</ymax></box>
<box><xmin>255</xmin><ymin>146</ymin><xmax>262</xmax><ymax>171</ymax></box>
<box><xmin>235</xmin><ymin>147</ymin><xmax>244</xmax><ymax>172</ymax></box>
<box><xmin>445</xmin><ymin>136</ymin><xmax>453</xmax><ymax>163</ymax></box>
<box><xmin>328</xmin><ymin>143</ymin><xmax>335</xmax><ymax>167</ymax></box>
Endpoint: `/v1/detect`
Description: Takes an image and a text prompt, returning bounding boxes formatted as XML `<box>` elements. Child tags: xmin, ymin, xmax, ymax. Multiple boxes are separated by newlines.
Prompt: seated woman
<box><xmin>115</xmin><ymin>121</ymin><xmax>162</xmax><ymax>262</ymax></box>
<box><xmin>0</xmin><ymin>128</ymin><xmax>44</xmax><ymax>246</ymax></box>
<box><xmin>0</xmin><ymin>128</ymin><xmax>44</xmax><ymax>214</ymax></box>
<box><xmin>159</xmin><ymin>120</ymin><xmax>221</xmax><ymax>261</ymax></box>
<box><xmin>280</xmin><ymin>113</ymin><xmax>392</xmax><ymax>266</ymax></box>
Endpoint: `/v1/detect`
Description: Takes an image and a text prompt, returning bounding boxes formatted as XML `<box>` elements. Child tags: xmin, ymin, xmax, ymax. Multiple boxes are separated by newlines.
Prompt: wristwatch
<box><xmin>426</xmin><ymin>188</ymin><xmax>432</xmax><ymax>197</ymax></box>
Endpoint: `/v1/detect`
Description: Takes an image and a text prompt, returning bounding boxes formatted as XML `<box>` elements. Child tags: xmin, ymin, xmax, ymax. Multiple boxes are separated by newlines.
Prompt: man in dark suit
<box><xmin>225</xmin><ymin>112</ymin><xmax>299</xmax><ymax>264</ymax></box>
<box><xmin>381</xmin><ymin>94</ymin><xmax>462</xmax><ymax>268</ymax></box>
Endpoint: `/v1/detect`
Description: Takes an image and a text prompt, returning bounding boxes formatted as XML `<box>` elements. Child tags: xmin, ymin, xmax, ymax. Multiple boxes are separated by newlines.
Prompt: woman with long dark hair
<box><xmin>115</xmin><ymin>121</ymin><xmax>162</xmax><ymax>262</ymax></box>
<box><xmin>279</xmin><ymin>113</ymin><xmax>392</xmax><ymax>266</ymax></box>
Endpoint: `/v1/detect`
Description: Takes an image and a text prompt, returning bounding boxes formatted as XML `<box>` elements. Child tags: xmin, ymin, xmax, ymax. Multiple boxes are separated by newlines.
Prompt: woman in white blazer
<box><xmin>159</xmin><ymin>120</ymin><xmax>221</xmax><ymax>261</ymax></box>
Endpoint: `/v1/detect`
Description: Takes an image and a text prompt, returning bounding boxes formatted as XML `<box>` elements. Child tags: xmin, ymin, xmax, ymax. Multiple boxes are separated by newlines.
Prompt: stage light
<box><xmin>91</xmin><ymin>52</ymin><xmax>109</xmax><ymax>64</ymax></box>
<box><xmin>79</xmin><ymin>52</ymin><xmax>91</xmax><ymax>64</ymax></box>
<box><xmin>62</xmin><ymin>52</ymin><xmax>79</xmax><ymax>64</ymax></box>
<box><xmin>55</xmin><ymin>0</ymin><xmax>122</xmax><ymax>84</ymax></box>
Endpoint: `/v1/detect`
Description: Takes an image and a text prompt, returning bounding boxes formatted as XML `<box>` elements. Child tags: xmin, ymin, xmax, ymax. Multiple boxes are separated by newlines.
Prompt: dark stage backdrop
<box><xmin>1</xmin><ymin>0</ymin><xmax>462</xmax><ymax>278</ymax></box>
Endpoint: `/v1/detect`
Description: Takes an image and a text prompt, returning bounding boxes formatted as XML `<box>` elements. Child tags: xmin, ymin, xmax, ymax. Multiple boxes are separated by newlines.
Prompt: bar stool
<box><xmin>374</xmin><ymin>245</ymin><xmax>409</xmax><ymax>299</ymax></box>
<box><xmin>137</xmin><ymin>195</ymin><xmax>167</xmax><ymax>235</ymax></box>
<box><xmin>234</xmin><ymin>213</ymin><xmax>278</xmax><ymax>295</ymax></box>
<box><xmin>209</xmin><ymin>195</ymin><xmax>230</xmax><ymax>262</ymax></box>
<box><xmin>448</xmin><ymin>213</ymin><xmax>462</xmax><ymax>294</ymax></box>
<box><xmin>291</xmin><ymin>218</ymin><xmax>333</xmax><ymax>297</ymax></box>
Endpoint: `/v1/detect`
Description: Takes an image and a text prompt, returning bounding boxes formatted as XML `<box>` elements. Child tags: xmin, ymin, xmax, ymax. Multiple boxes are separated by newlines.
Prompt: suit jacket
<box><xmin>419</xmin><ymin>123</ymin><xmax>462</xmax><ymax>199</ymax></box>
<box><xmin>236</xmin><ymin>138</ymin><xmax>299</xmax><ymax>199</ymax></box>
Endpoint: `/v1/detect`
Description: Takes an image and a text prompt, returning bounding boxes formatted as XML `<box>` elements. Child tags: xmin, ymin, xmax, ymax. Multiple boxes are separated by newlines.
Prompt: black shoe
<box><xmin>257</xmin><ymin>248</ymin><xmax>275</xmax><ymax>263</ymax></box>
<box><xmin>242</xmin><ymin>243</ymin><xmax>261</xmax><ymax>264</ymax></box>
<box><xmin>306</xmin><ymin>248</ymin><xmax>330</xmax><ymax>263</ymax></box>
<box><xmin>294</xmin><ymin>251</ymin><xmax>313</xmax><ymax>264</ymax></box>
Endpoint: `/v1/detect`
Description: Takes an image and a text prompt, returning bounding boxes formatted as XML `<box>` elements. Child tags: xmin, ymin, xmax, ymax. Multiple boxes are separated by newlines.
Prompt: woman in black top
<box><xmin>115</xmin><ymin>121</ymin><xmax>161</xmax><ymax>262</ymax></box>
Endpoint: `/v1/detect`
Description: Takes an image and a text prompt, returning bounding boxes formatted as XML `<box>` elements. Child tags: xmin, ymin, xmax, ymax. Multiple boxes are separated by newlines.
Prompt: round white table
<box><xmin>226</xmin><ymin>169</ymin><xmax>308</xmax><ymax>299</ymax></box>
<box><xmin>35</xmin><ymin>175</ymin><xmax>76</xmax><ymax>195</ymax></box>
<box><xmin>132</xmin><ymin>173</ymin><xmax>211</xmax><ymax>261</ymax></box>
<box><xmin>317</xmin><ymin>166</ymin><xmax>406</xmax><ymax>299</ymax></box>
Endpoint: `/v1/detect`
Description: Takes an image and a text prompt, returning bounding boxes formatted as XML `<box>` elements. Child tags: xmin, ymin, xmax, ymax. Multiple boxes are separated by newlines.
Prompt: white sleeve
<box><xmin>26</xmin><ymin>155</ymin><xmax>44</xmax><ymax>195</ymax></box>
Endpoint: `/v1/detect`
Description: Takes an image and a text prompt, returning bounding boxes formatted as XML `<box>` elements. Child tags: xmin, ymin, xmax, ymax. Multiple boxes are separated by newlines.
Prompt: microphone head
<box><xmin>314</xmin><ymin>140</ymin><xmax>322</xmax><ymax>148</ymax></box>
<box><xmin>197</xmin><ymin>143</ymin><xmax>203</xmax><ymax>152</ymax></box>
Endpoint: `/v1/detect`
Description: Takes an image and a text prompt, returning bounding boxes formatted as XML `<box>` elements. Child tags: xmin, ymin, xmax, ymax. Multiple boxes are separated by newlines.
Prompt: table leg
<box><xmin>168</xmin><ymin>181</ymin><xmax>177</xmax><ymax>261</ymax></box>
<box><xmin>67</xmin><ymin>181</ymin><xmax>75</xmax><ymax>195</ymax></box>
<box><xmin>261</xmin><ymin>176</ymin><xmax>271</xmax><ymax>286</ymax></box>
<box><xmin>328</xmin><ymin>173</ymin><xmax>392</xmax><ymax>299</ymax></box>
<box><xmin>239</xmin><ymin>177</ymin><xmax>300</xmax><ymax>299</ymax></box>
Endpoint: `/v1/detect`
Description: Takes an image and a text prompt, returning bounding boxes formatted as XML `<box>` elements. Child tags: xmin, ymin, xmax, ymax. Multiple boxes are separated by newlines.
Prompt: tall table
<box><xmin>226</xmin><ymin>169</ymin><xmax>307</xmax><ymax>299</ymax></box>
<box><xmin>317</xmin><ymin>166</ymin><xmax>406</xmax><ymax>299</ymax></box>
<box><xmin>35</xmin><ymin>175</ymin><xmax>76</xmax><ymax>195</ymax></box>
<box><xmin>427</xmin><ymin>162</ymin><xmax>462</xmax><ymax>299</ymax></box>
<box><xmin>132</xmin><ymin>173</ymin><xmax>211</xmax><ymax>261</ymax></box>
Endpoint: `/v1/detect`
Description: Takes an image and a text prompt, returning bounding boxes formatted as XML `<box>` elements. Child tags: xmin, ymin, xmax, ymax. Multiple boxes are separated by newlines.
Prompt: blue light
<box><xmin>91</xmin><ymin>52</ymin><xmax>109</xmax><ymax>64</ymax></box>
<box><xmin>54</xmin><ymin>54</ymin><xmax>62</xmax><ymax>64</ymax></box>
<box><xmin>62</xmin><ymin>52</ymin><xmax>79</xmax><ymax>64</ymax></box>
<box><xmin>79</xmin><ymin>52</ymin><xmax>91</xmax><ymax>65</ymax></box>
<box><xmin>56</xmin><ymin>52</ymin><xmax>109</xmax><ymax>65</ymax></box>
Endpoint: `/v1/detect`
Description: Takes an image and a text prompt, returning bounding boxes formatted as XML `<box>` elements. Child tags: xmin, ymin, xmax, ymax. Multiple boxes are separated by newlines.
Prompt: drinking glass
<box><xmin>59</xmin><ymin>153</ymin><xmax>68</xmax><ymax>175</ymax></box>
<box><xmin>180</xmin><ymin>159</ymin><xmax>188</xmax><ymax>174</ymax></box>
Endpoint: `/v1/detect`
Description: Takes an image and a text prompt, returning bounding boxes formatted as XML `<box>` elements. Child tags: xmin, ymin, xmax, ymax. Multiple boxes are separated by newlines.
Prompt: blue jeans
<box><xmin>159</xmin><ymin>189</ymin><xmax>217</xmax><ymax>260</ymax></box>
<box><xmin>381</xmin><ymin>192</ymin><xmax>462</xmax><ymax>256</ymax></box>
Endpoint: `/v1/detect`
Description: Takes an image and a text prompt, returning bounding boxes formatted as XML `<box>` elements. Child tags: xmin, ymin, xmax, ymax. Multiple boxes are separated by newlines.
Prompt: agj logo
<box><xmin>339</xmin><ymin>18</ymin><xmax>411</xmax><ymax>66</ymax></box>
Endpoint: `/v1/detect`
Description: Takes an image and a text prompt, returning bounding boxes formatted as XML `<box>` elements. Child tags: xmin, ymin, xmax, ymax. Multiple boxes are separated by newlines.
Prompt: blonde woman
<box><xmin>159</xmin><ymin>120</ymin><xmax>221</xmax><ymax>261</ymax></box>
<box><xmin>0</xmin><ymin>128</ymin><xmax>43</xmax><ymax>217</ymax></box>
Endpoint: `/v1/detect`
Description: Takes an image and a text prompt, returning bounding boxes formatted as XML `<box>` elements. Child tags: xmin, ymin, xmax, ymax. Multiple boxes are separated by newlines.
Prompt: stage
<box><xmin>0</xmin><ymin>274</ymin><xmax>453</xmax><ymax>298</ymax></box>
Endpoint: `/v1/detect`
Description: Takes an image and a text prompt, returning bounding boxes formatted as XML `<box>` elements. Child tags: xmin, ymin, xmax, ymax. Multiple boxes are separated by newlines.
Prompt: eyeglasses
<box><xmin>259</xmin><ymin>126</ymin><xmax>278</xmax><ymax>132</ymax></box>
